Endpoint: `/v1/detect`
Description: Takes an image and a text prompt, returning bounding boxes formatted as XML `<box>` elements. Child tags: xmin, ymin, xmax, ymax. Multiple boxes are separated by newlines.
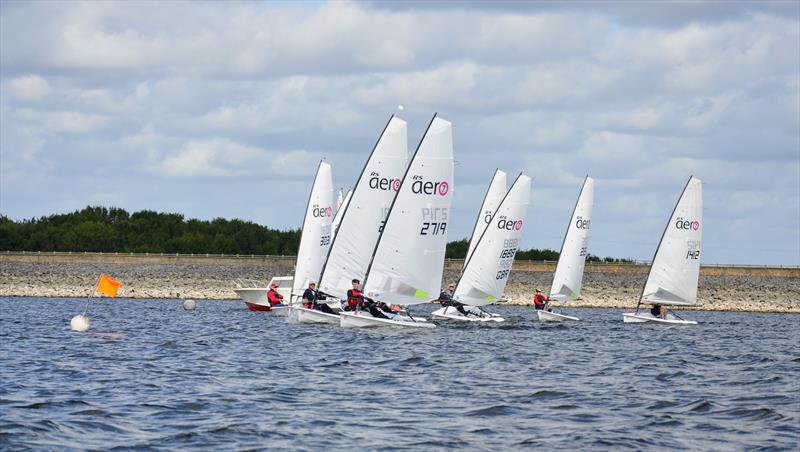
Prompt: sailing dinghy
<box><xmin>538</xmin><ymin>176</ymin><xmax>594</xmax><ymax>322</ymax></box>
<box><xmin>431</xmin><ymin>173</ymin><xmax>531</xmax><ymax>323</ymax></box>
<box><xmin>340</xmin><ymin>115</ymin><xmax>454</xmax><ymax>329</ymax></box>
<box><xmin>262</xmin><ymin>160</ymin><xmax>332</xmax><ymax>319</ymax></box>
<box><xmin>623</xmin><ymin>176</ymin><xmax>702</xmax><ymax>325</ymax></box>
<box><xmin>291</xmin><ymin>116</ymin><xmax>408</xmax><ymax>324</ymax></box>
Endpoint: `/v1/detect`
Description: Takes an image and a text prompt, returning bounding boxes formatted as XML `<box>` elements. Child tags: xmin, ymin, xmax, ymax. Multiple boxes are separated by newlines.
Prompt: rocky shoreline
<box><xmin>1</xmin><ymin>261</ymin><xmax>798</xmax><ymax>313</ymax></box>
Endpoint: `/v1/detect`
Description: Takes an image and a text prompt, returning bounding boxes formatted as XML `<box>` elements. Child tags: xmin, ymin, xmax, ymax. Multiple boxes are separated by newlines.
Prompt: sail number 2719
<box><xmin>420</xmin><ymin>222</ymin><xmax>447</xmax><ymax>235</ymax></box>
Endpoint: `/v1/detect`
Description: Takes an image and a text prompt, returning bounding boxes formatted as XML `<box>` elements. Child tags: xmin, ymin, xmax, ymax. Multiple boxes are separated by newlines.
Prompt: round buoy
<box><xmin>70</xmin><ymin>314</ymin><xmax>90</xmax><ymax>332</ymax></box>
<box><xmin>182</xmin><ymin>299</ymin><xmax>196</xmax><ymax>311</ymax></box>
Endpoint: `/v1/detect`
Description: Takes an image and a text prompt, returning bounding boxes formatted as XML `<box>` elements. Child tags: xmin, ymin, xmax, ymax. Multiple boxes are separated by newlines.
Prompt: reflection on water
<box><xmin>0</xmin><ymin>298</ymin><xmax>798</xmax><ymax>450</ymax></box>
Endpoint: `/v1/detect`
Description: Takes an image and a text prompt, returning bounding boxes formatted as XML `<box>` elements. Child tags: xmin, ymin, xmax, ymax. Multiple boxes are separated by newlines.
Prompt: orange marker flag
<box><xmin>96</xmin><ymin>274</ymin><xmax>122</xmax><ymax>298</ymax></box>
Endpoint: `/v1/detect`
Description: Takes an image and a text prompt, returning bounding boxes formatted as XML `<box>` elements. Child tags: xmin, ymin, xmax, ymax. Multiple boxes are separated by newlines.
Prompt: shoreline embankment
<box><xmin>1</xmin><ymin>252</ymin><xmax>798</xmax><ymax>313</ymax></box>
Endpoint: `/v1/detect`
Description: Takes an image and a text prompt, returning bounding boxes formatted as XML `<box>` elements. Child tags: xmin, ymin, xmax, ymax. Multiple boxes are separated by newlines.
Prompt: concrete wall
<box><xmin>1</xmin><ymin>251</ymin><xmax>797</xmax><ymax>278</ymax></box>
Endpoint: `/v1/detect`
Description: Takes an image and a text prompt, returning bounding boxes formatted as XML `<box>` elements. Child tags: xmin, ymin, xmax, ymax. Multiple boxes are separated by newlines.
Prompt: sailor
<box><xmin>267</xmin><ymin>282</ymin><xmax>285</xmax><ymax>307</ymax></box>
<box><xmin>345</xmin><ymin>279</ymin><xmax>365</xmax><ymax>311</ymax></box>
<box><xmin>303</xmin><ymin>281</ymin><xmax>336</xmax><ymax>315</ymax></box>
<box><xmin>533</xmin><ymin>289</ymin><xmax>550</xmax><ymax>311</ymax></box>
<box><xmin>650</xmin><ymin>304</ymin><xmax>667</xmax><ymax>319</ymax></box>
<box><xmin>439</xmin><ymin>283</ymin><xmax>474</xmax><ymax>317</ymax></box>
<box><xmin>363</xmin><ymin>290</ymin><xmax>395</xmax><ymax>319</ymax></box>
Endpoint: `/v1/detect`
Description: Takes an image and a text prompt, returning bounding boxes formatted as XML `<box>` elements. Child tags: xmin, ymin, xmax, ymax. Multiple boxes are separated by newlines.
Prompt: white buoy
<box><xmin>70</xmin><ymin>314</ymin><xmax>90</xmax><ymax>332</ymax></box>
<box><xmin>397</xmin><ymin>104</ymin><xmax>404</xmax><ymax>111</ymax></box>
<box><xmin>182</xmin><ymin>299</ymin><xmax>196</xmax><ymax>311</ymax></box>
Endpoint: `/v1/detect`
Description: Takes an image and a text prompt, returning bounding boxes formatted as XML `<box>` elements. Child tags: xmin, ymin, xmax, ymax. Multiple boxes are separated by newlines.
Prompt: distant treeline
<box><xmin>0</xmin><ymin>206</ymin><xmax>631</xmax><ymax>262</ymax></box>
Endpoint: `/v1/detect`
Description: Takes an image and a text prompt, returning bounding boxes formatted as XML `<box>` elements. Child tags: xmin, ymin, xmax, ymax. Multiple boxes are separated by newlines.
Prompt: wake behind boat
<box><xmin>623</xmin><ymin>176</ymin><xmax>703</xmax><ymax>325</ymax></box>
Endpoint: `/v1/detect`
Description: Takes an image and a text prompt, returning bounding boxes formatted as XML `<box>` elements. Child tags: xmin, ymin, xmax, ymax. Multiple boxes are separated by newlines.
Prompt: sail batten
<box><xmin>639</xmin><ymin>176</ymin><xmax>703</xmax><ymax>307</ymax></box>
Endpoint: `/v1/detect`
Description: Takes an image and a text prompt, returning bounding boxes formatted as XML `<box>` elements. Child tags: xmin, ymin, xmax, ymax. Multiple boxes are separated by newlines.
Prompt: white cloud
<box><xmin>42</xmin><ymin>111</ymin><xmax>109</xmax><ymax>134</ymax></box>
<box><xmin>4</xmin><ymin>74</ymin><xmax>50</xmax><ymax>101</ymax></box>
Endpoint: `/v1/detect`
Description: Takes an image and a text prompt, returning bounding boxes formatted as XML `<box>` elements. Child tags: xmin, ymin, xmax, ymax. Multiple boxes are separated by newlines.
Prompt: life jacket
<box><xmin>347</xmin><ymin>289</ymin><xmax>363</xmax><ymax>309</ymax></box>
<box><xmin>268</xmin><ymin>289</ymin><xmax>283</xmax><ymax>306</ymax></box>
<box><xmin>303</xmin><ymin>288</ymin><xmax>316</xmax><ymax>309</ymax></box>
<box><xmin>533</xmin><ymin>293</ymin><xmax>547</xmax><ymax>307</ymax></box>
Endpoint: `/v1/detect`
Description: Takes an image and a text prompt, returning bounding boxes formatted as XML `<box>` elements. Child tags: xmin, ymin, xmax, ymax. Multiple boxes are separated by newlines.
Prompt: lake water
<box><xmin>1</xmin><ymin>297</ymin><xmax>798</xmax><ymax>450</ymax></box>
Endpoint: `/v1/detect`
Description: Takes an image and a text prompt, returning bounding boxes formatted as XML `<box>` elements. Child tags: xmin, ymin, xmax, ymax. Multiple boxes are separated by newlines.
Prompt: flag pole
<box><xmin>82</xmin><ymin>275</ymin><xmax>101</xmax><ymax>315</ymax></box>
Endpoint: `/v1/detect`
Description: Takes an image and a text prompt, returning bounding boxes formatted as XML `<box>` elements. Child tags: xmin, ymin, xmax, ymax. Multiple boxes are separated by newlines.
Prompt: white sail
<box><xmin>336</xmin><ymin>189</ymin><xmax>344</xmax><ymax>209</ymax></box>
<box><xmin>465</xmin><ymin>169</ymin><xmax>508</xmax><ymax>267</ymax></box>
<box><xmin>363</xmin><ymin>116</ymin><xmax>454</xmax><ymax>306</ymax></box>
<box><xmin>640</xmin><ymin>176</ymin><xmax>703</xmax><ymax>306</ymax></box>
<box><xmin>318</xmin><ymin>116</ymin><xmax>408</xmax><ymax>299</ymax></box>
<box><xmin>331</xmin><ymin>189</ymin><xmax>352</xmax><ymax>239</ymax></box>
<box><xmin>549</xmin><ymin>176</ymin><xmax>595</xmax><ymax>301</ymax></box>
<box><xmin>292</xmin><ymin>161</ymin><xmax>334</xmax><ymax>297</ymax></box>
<box><xmin>454</xmin><ymin>174</ymin><xmax>531</xmax><ymax>307</ymax></box>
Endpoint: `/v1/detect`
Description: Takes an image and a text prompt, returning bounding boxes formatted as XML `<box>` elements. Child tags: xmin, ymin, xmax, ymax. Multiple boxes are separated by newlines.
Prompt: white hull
<box><xmin>339</xmin><ymin>311</ymin><xmax>435</xmax><ymax>329</ymax></box>
<box><xmin>537</xmin><ymin>310</ymin><xmax>580</xmax><ymax>322</ymax></box>
<box><xmin>233</xmin><ymin>288</ymin><xmax>269</xmax><ymax>308</ymax></box>
<box><xmin>430</xmin><ymin>307</ymin><xmax>504</xmax><ymax>322</ymax></box>
<box><xmin>270</xmin><ymin>306</ymin><xmax>289</xmax><ymax>317</ymax></box>
<box><xmin>288</xmin><ymin>306</ymin><xmax>340</xmax><ymax>324</ymax></box>
<box><xmin>622</xmin><ymin>312</ymin><xmax>697</xmax><ymax>325</ymax></box>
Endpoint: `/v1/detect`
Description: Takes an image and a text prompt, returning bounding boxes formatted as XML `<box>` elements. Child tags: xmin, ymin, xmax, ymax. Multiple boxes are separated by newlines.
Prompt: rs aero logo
<box><xmin>312</xmin><ymin>205</ymin><xmax>333</xmax><ymax>218</ymax></box>
<box><xmin>675</xmin><ymin>217</ymin><xmax>700</xmax><ymax>231</ymax></box>
<box><xmin>497</xmin><ymin>217</ymin><xmax>524</xmax><ymax>231</ymax></box>
<box><xmin>369</xmin><ymin>172</ymin><xmax>401</xmax><ymax>192</ymax></box>
<box><xmin>411</xmin><ymin>175</ymin><xmax>449</xmax><ymax>197</ymax></box>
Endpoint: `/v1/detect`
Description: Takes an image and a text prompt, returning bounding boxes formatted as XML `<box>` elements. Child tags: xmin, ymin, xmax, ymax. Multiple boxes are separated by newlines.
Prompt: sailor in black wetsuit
<box><xmin>439</xmin><ymin>283</ymin><xmax>471</xmax><ymax>316</ymax></box>
<box><xmin>650</xmin><ymin>304</ymin><xmax>667</xmax><ymax>319</ymax></box>
<box><xmin>303</xmin><ymin>282</ymin><xmax>336</xmax><ymax>315</ymax></box>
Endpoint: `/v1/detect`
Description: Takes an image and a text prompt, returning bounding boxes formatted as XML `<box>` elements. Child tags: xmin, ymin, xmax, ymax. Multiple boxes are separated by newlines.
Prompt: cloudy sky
<box><xmin>1</xmin><ymin>0</ymin><xmax>798</xmax><ymax>265</ymax></box>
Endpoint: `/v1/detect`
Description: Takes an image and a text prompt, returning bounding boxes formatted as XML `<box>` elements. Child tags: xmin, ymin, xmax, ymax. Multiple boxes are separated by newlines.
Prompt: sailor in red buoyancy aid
<box><xmin>267</xmin><ymin>282</ymin><xmax>285</xmax><ymax>307</ymax></box>
<box><xmin>346</xmin><ymin>279</ymin><xmax>365</xmax><ymax>312</ymax></box>
<box><xmin>533</xmin><ymin>289</ymin><xmax>550</xmax><ymax>311</ymax></box>
<box><xmin>346</xmin><ymin>279</ymin><xmax>392</xmax><ymax>319</ymax></box>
